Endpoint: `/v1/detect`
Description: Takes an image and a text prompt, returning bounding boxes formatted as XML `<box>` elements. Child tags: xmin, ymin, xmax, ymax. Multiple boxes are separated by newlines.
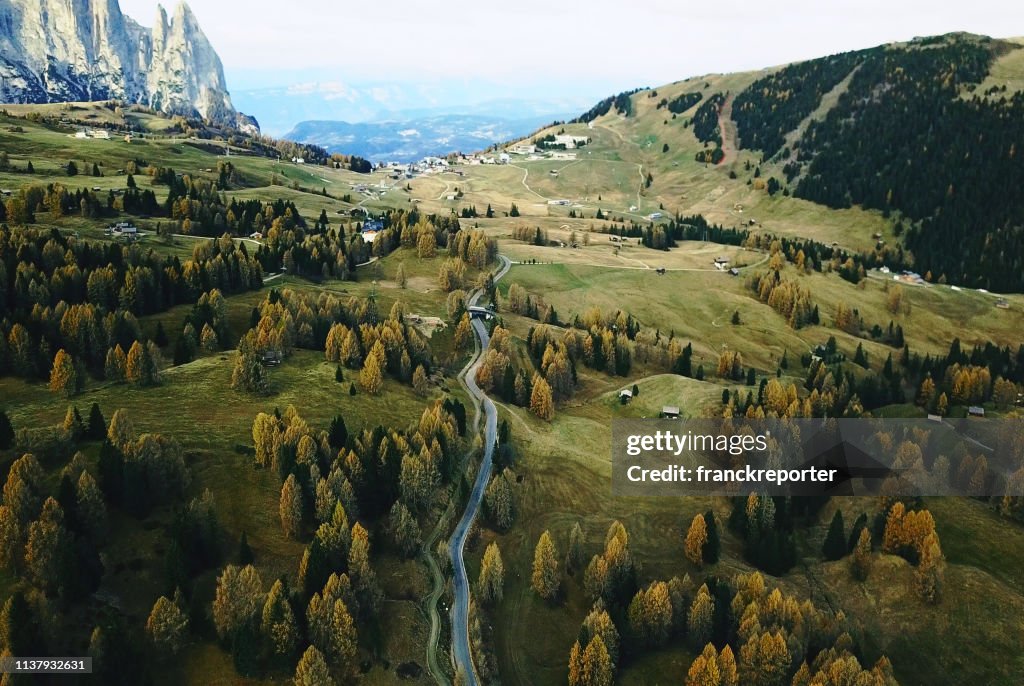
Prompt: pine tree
<box><xmin>279</xmin><ymin>474</ymin><xmax>304</xmax><ymax>539</ymax></box>
<box><xmin>477</xmin><ymin>541</ymin><xmax>505</xmax><ymax>605</ymax></box>
<box><xmin>49</xmin><ymin>349</ymin><xmax>79</xmax><ymax>397</ymax></box>
<box><xmin>238</xmin><ymin>531</ymin><xmax>254</xmax><ymax>564</ymax></box>
<box><xmin>822</xmin><ymin>509</ymin><xmax>847</xmax><ymax>561</ymax></box>
<box><xmin>703</xmin><ymin>510</ymin><xmax>721</xmax><ymax>563</ymax></box>
<box><xmin>294</xmin><ymin>645</ymin><xmax>334</xmax><ymax>686</ymax></box>
<box><xmin>86</xmin><ymin>403</ymin><xmax>106</xmax><ymax>440</ymax></box>
<box><xmin>531</xmin><ymin>530</ymin><xmax>560</xmax><ymax>602</ymax></box>
<box><xmin>146</xmin><ymin>595</ymin><xmax>189</xmax><ymax>655</ymax></box>
<box><xmin>0</xmin><ymin>410</ymin><xmax>13</xmax><ymax>449</ymax></box>
<box><xmin>685</xmin><ymin>514</ymin><xmax>708</xmax><ymax>567</ymax></box>
<box><xmin>566</xmin><ymin>521</ymin><xmax>585</xmax><ymax>575</ymax></box>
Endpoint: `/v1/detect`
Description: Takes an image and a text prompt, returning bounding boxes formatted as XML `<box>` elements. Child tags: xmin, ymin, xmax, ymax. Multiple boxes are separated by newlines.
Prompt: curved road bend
<box><xmin>448</xmin><ymin>255</ymin><xmax>511</xmax><ymax>685</ymax></box>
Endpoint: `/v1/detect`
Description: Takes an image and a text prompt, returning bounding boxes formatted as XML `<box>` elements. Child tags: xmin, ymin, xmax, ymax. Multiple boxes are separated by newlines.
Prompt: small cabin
<box><xmin>968</xmin><ymin>406</ymin><xmax>986</xmax><ymax>418</ymax></box>
<box><xmin>661</xmin><ymin>406</ymin><xmax>680</xmax><ymax>419</ymax></box>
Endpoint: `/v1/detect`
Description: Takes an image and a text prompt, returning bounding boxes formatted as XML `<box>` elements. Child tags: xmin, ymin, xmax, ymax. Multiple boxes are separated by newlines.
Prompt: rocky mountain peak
<box><xmin>0</xmin><ymin>0</ymin><xmax>257</xmax><ymax>131</ymax></box>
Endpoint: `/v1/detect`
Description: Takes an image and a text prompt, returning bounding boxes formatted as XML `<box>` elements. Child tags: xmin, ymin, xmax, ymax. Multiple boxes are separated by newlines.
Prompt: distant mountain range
<box><xmin>285</xmin><ymin>112</ymin><xmax>577</xmax><ymax>163</ymax></box>
<box><xmin>0</xmin><ymin>0</ymin><xmax>255</xmax><ymax>131</ymax></box>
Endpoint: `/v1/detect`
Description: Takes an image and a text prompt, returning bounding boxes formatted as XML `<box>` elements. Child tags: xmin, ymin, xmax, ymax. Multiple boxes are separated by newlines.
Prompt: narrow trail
<box><xmin>717</xmin><ymin>95</ymin><xmax>737</xmax><ymax>165</ymax></box>
<box><xmin>445</xmin><ymin>255</ymin><xmax>512</xmax><ymax>686</ymax></box>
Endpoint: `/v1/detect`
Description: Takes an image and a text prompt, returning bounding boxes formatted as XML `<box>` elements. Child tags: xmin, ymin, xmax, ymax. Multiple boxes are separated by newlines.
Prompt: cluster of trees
<box><xmin>792</xmin><ymin>37</ymin><xmax>1024</xmax><ymax>291</ymax></box>
<box><xmin>570</xmin><ymin>88</ymin><xmax>644</xmax><ymax>123</ymax></box>
<box><xmin>726</xmin><ymin>494</ymin><xmax>829</xmax><ymax>575</ymax></box>
<box><xmin>209</xmin><ymin>561</ymin><xmax>361</xmax><ymax>679</ymax></box>
<box><xmin>554</xmin><ymin>516</ymin><xmax>893</xmax><ymax>686</ymax></box>
<box><xmin>228</xmin><ymin>287</ymin><xmax>433</xmax><ymax>395</ymax></box>
<box><xmin>511</xmin><ymin>224</ymin><xmax>550</xmax><ymax>246</ymax></box>
<box><xmin>0</xmin><ymin>401</ymin><xmax>214</xmax><ymax>683</ymax></box>
<box><xmin>0</xmin><ymin>228</ymin><xmax>262</xmax><ymax>385</ymax></box>
<box><xmin>733</xmin><ymin>48</ymin><xmax>869</xmax><ymax>159</ymax></box>
<box><xmin>747</xmin><ymin>270</ymin><xmax>818</xmax><ymax>329</ymax></box>
<box><xmin>693</xmin><ymin>93</ymin><xmax>727</xmax><ymax>163</ymax></box>
<box><xmin>661</xmin><ymin>91</ymin><xmax>703</xmax><ymax>114</ymax></box>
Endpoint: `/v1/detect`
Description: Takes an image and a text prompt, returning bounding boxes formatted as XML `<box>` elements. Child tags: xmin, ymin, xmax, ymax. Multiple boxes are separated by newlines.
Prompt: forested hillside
<box><xmin>728</xmin><ymin>35</ymin><xmax>1024</xmax><ymax>291</ymax></box>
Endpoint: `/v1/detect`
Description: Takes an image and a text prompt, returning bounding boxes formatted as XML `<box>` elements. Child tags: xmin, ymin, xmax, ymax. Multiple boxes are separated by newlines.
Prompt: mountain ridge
<box><xmin>0</xmin><ymin>0</ymin><xmax>255</xmax><ymax>131</ymax></box>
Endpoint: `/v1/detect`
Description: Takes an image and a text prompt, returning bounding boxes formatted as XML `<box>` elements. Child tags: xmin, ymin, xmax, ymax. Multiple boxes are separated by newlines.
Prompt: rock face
<box><xmin>0</xmin><ymin>0</ymin><xmax>256</xmax><ymax>130</ymax></box>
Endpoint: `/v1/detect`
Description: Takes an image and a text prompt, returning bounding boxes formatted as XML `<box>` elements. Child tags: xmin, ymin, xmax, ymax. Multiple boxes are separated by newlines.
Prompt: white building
<box><xmin>499</xmin><ymin>153</ymin><xmax>511</xmax><ymax>164</ymax></box>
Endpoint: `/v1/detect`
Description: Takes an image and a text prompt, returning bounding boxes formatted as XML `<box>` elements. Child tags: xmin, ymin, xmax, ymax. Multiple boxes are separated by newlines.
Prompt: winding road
<box><xmin>446</xmin><ymin>254</ymin><xmax>512</xmax><ymax>685</ymax></box>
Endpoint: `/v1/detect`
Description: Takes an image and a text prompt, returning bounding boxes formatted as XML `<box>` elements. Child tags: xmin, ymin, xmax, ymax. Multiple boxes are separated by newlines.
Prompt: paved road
<box><xmin>447</xmin><ymin>255</ymin><xmax>511</xmax><ymax>685</ymax></box>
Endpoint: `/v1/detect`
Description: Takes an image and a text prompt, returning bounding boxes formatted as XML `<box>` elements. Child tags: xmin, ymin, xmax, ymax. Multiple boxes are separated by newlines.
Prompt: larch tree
<box><xmin>279</xmin><ymin>474</ymin><xmax>304</xmax><ymax>539</ymax></box>
<box><xmin>386</xmin><ymin>500</ymin><xmax>421</xmax><ymax>558</ymax></box>
<box><xmin>212</xmin><ymin>564</ymin><xmax>264</xmax><ymax>641</ymax></box>
<box><xmin>359</xmin><ymin>350</ymin><xmax>384</xmax><ymax>395</ymax></box>
<box><xmin>75</xmin><ymin>470</ymin><xmax>108</xmax><ymax>542</ymax></box>
<box><xmin>685</xmin><ymin>514</ymin><xmax>708</xmax><ymax>567</ymax></box>
<box><xmin>477</xmin><ymin>541</ymin><xmax>505</xmax><ymax>606</ymax></box>
<box><xmin>688</xmin><ymin>584</ymin><xmax>715</xmax><ymax>648</ymax></box>
<box><xmin>718</xmin><ymin>644</ymin><xmax>738</xmax><ymax>686</ymax></box>
<box><xmin>483</xmin><ymin>472</ymin><xmax>513</xmax><ymax>531</ymax></box>
<box><xmin>851</xmin><ymin>527</ymin><xmax>873</xmax><ymax>581</ymax></box>
<box><xmin>396</xmin><ymin>262</ymin><xmax>407</xmax><ymax>289</ymax></box>
<box><xmin>531</xmin><ymin>530</ymin><xmax>560</xmax><ymax>602</ymax></box>
<box><xmin>580</xmin><ymin>635</ymin><xmax>614</xmax><ymax>686</ymax></box>
<box><xmin>581</xmin><ymin>603</ymin><xmax>620</xmax><ymax>667</ymax></box>
<box><xmin>146</xmin><ymin>595</ymin><xmax>189</xmax><ymax>655</ymax></box>
<box><xmin>329</xmin><ymin>597</ymin><xmax>358</xmax><ymax>674</ymax></box>
<box><xmin>686</xmin><ymin>645</ymin><xmax>722</xmax><ymax>686</ymax></box>
<box><xmin>3</xmin><ymin>453</ymin><xmax>44</xmax><ymax>525</ymax></box>
<box><xmin>260</xmin><ymin>578</ymin><xmax>297</xmax><ymax>659</ymax></box>
<box><xmin>49</xmin><ymin>349</ymin><xmax>79</xmax><ymax>397</ymax></box>
<box><xmin>738</xmin><ymin>631</ymin><xmax>790</xmax><ymax>686</ymax></box>
<box><xmin>412</xmin><ymin>365</ymin><xmax>428</xmax><ymax>396</ymax></box>
<box><xmin>529</xmin><ymin>374</ymin><xmax>555</xmax><ymax>421</ymax></box>
<box><xmin>24</xmin><ymin>497</ymin><xmax>69</xmax><ymax>593</ymax></box>
<box><xmin>125</xmin><ymin>340</ymin><xmax>147</xmax><ymax>385</ymax></box>
<box><xmin>0</xmin><ymin>505</ymin><xmax>20</xmax><ymax>571</ymax></box>
<box><xmin>294</xmin><ymin>645</ymin><xmax>334</xmax><ymax>686</ymax></box>
<box><xmin>914</xmin><ymin>531</ymin><xmax>944</xmax><ymax>603</ymax></box>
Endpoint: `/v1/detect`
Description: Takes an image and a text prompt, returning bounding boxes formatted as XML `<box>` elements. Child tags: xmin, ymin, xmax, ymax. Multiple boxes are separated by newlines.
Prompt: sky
<box><xmin>117</xmin><ymin>0</ymin><xmax>1022</xmax><ymax>90</ymax></box>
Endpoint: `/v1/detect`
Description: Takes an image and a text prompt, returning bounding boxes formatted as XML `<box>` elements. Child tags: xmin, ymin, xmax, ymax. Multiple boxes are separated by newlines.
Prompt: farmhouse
<box><xmin>511</xmin><ymin>143</ymin><xmax>536</xmax><ymax>155</ymax></box>
<box><xmin>714</xmin><ymin>257</ymin><xmax>730</xmax><ymax>270</ymax></box>
<box><xmin>619</xmin><ymin>389</ymin><xmax>633</xmax><ymax>401</ymax></box>
<box><xmin>91</xmin><ymin>129</ymin><xmax>110</xmax><ymax>140</ymax></box>
<box><xmin>499</xmin><ymin>153</ymin><xmax>511</xmax><ymax>164</ymax></box>
<box><xmin>553</xmin><ymin>134</ymin><xmax>590</xmax><ymax>148</ymax></box>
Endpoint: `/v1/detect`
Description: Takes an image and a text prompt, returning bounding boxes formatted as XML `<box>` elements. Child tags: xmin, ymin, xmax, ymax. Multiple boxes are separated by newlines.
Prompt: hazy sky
<box><xmin>118</xmin><ymin>0</ymin><xmax>1022</xmax><ymax>91</ymax></box>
